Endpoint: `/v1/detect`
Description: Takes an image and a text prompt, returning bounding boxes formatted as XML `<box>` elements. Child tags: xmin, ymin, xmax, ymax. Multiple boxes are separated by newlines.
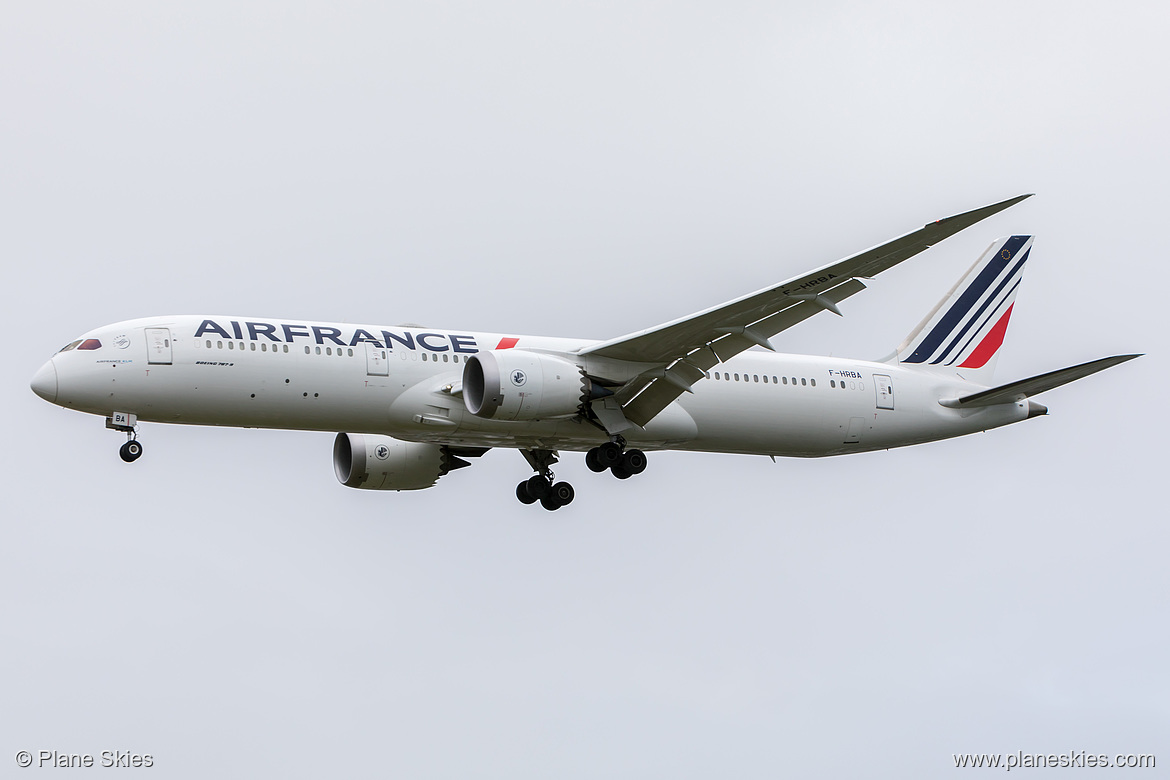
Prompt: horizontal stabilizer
<box><xmin>942</xmin><ymin>354</ymin><xmax>1141</xmax><ymax>408</ymax></box>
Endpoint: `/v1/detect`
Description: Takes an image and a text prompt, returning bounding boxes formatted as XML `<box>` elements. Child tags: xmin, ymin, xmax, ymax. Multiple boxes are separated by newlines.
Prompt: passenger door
<box><xmin>145</xmin><ymin>328</ymin><xmax>172</xmax><ymax>364</ymax></box>
<box><xmin>873</xmin><ymin>374</ymin><xmax>894</xmax><ymax>410</ymax></box>
<box><xmin>365</xmin><ymin>342</ymin><xmax>389</xmax><ymax>376</ymax></box>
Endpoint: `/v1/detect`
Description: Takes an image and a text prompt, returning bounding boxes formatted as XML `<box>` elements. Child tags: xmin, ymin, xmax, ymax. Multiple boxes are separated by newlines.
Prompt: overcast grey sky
<box><xmin>3</xmin><ymin>2</ymin><xmax>1167</xmax><ymax>777</ymax></box>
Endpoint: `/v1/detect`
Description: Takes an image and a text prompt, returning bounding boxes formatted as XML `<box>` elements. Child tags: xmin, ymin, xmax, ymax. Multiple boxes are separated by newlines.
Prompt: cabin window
<box><xmin>250</xmin><ymin>342</ymin><xmax>256</xmax><ymax>351</ymax></box>
<box><xmin>713</xmin><ymin>373</ymin><xmax>719</xmax><ymax>380</ymax></box>
<box><xmin>753</xmin><ymin>375</ymin><xmax>759</xmax><ymax>383</ymax></box>
<box><xmin>830</xmin><ymin>380</ymin><xmax>836</xmax><ymax>388</ymax></box>
<box><xmin>422</xmin><ymin>353</ymin><xmax>428</xmax><ymax>361</ymax></box>
<box><xmin>348</xmin><ymin>349</ymin><xmax>354</xmax><ymax>356</ymax></box>
<box><xmin>791</xmin><ymin>377</ymin><xmax>797</xmax><ymax>385</ymax></box>
<box><xmin>734</xmin><ymin>373</ymin><xmax>739</xmax><ymax>381</ymax></box>
<box><xmin>326</xmin><ymin>347</ymin><xmax>332</xmax><ymax>356</ymax></box>
<box><xmin>283</xmin><ymin>345</ymin><xmax>289</xmax><ymax>353</ymax></box>
<box><xmin>205</xmin><ymin>340</ymin><xmax>212</xmax><ymax>349</ymax></box>
<box><xmin>228</xmin><ymin>341</ymin><xmax>234</xmax><ymax>349</ymax></box>
<box><xmin>315</xmin><ymin>347</ymin><xmax>321</xmax><ymax>355</ymax></box>
<box><xmin>801</xmin><ymin>378</ymin><xmax>807</xmax><ymax>386</ymax></box>
<box><xmin>782</xmin><ymin>376</ymin><xmax>788</xmax><ymax>385</ymax></box>
<box><xmin>763</xmin><ymin>375</ymin><xmax>768</xmax><ymax>384</ymax></box>
<box><xmin>810</xmin><ymin>379</ymin><xmax>816</xmax><ymax>387</ymax></box>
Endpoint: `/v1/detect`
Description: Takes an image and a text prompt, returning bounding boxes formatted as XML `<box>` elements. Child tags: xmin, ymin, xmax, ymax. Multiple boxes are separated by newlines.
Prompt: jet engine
<box><xmin>463</xmin><ymin>349</ymin><xmax>590</xmax><ymax>421</ymax></box>
<box><xmin>333</xmin><ymin>433</ymin><xmax>466</xmax><ymax>491</ymax></box>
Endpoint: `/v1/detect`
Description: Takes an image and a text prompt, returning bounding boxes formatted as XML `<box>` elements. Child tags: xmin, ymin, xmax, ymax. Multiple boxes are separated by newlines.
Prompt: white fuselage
<box><xmin>36</xmin><ymin>315</ymin><xmax>1029</xmax><ymax>457</ymax></box>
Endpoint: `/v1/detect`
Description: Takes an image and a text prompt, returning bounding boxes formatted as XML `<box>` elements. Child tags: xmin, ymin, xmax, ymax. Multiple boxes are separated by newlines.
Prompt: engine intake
<box><xmin>463</xmin><ymin>349</ymin><xmax>589</xmax><ymax>421</ymax></box>
<box><xmin>333</xmin><ymin>433</ymin><xmax>465</xmax><ymax>491</ymax></box>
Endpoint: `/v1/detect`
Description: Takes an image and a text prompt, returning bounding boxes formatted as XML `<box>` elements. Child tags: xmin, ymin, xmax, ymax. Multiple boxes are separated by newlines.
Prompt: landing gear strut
<box><xmin>586</xmin><ymin>436</ymin><xmax>646</xmax><ymax>480</ymax></box>
<box><xmin>516</xmin><ymin>449</ymin><xmax>574</xmax><ymax>511</ymax></box>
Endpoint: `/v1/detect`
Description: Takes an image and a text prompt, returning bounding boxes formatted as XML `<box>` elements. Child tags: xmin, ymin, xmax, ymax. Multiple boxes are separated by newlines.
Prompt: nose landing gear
<box><xmin>106</xmin><ymin>412</ymin><xmax>142</xmax><ymax>463</ymax></box>
<box><xmin>119</xmin><ymin>438</ymin><xmax>143</xmax><ymax>463</ymax></box>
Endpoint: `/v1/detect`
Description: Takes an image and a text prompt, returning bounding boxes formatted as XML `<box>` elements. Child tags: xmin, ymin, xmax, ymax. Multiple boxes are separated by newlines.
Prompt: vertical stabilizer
<box><xmin>895</xmin><ymin>235</ymin><xmax>1032</xmax><ymax>383</ymax></box>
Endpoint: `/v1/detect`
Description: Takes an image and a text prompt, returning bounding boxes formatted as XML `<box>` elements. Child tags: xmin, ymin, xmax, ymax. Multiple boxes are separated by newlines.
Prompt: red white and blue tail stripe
<box><xmin>895</xmin><ymin>236</ymin><xmax>1032</xmax><ymax>381</ymax></box>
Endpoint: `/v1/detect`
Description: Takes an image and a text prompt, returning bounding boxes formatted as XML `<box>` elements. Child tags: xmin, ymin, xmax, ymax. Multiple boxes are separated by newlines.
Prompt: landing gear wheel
<box><xmin>525</xmin><ymin>474</ymin><xmax>552</xmax><ymax>501</ymax></box>
<box><xmin>611</xmin><ymin>462</ymin><xmax>632</xmax><ymax>479</ymax></box>
<box><xmin>119</xmin><ymin>440</ymin><xmax>142</xmax><ymax>463</ymax></box>
<box><xmin>620</xmin><ymin>449</ymin><xmax>647</xmax><ymax>475</ymax></box>
<box><xmin>550</xmin><ymin>481</ymin><xmax>575</xmax><ymax>506</ymax></box>
<box><xmin>597</xmin><ymin>441</ymin><xmax>623</xmax><ymax>468</ymax></box>
<box><xmin>540</xmin><ymin>496</ymin><xmax>562</xmax><ymax>511</ymax></box>
<box><xmin>516</xmin><ymin>481</ymin><xmax>538</xmax><ymax>504</ymax></box>
<box><xmin>585</xmin><ymin>448</ymin><xmax>607</xmax><ymax>473</ymax></box>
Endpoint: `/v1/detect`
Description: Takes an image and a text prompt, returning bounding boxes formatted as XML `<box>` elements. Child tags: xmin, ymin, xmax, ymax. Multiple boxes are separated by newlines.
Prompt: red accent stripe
<box><xmin>959</xmin><ymin>304</ymin><xmax>1014</xmax><ymax>369</ymax></box>
<box><xmin>495</xmin><ymin>337</ymin><xmax>519</xmax><ymax>350</ymax></box>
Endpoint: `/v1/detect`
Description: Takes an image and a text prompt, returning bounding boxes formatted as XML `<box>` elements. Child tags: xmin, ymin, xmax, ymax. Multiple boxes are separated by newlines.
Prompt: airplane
<box><xmin>30</xmin><ymin>194</ymin><xmax>1139</xmax><ymax>510</ymax></box>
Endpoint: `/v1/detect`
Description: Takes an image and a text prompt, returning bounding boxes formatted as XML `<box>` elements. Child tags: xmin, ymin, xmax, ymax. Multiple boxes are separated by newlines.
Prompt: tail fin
<box><xmin>895</xmin><ymin>235</ymin><xmax>1032</xmax><ymax>383</ymax></box>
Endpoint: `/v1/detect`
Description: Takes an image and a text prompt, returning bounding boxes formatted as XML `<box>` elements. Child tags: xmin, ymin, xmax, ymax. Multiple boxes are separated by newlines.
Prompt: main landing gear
<box><xmin>515</xmin><ymin>475</ymin><xmax>575</xmax><ymax>511</ymax></box>
<box><xmin>585</xmin><ymin>438</ymin><xmax>647</xmax><ymax>480</ymax></box>
<box><xmin>514</xmin><ymin>440</ymin><xmax>647</xmax><ymax>510</ymax></box>
<box><xmin>515</xmin><ymin>448</ymin><xmax>575</xmax><ymax>511</ymax></box>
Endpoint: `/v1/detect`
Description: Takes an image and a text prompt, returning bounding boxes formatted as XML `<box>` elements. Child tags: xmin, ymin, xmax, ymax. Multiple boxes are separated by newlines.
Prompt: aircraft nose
<box><xmin>31</xmin><ymin>359</ymin><xmax>58</xmax><ymax>403</ymax></box>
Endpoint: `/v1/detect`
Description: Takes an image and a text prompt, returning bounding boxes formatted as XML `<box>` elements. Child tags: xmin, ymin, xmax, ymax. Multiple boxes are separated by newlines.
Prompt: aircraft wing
<box><xmin>581</xmin><ymin>194</ymin><xmax>1032</xmax><ymax>427</ymax></box>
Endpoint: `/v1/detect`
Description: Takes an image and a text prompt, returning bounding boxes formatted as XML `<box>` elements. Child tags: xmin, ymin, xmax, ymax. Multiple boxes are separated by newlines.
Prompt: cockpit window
<box><xmin>77</xmin><ymin>339</ymin><xmax>102</xmax><ymax>351</ymax></box>
<box><xmin>57</xmin><ymin>340</ymin><xmax>83</xmax><ymax>353</ymax></box>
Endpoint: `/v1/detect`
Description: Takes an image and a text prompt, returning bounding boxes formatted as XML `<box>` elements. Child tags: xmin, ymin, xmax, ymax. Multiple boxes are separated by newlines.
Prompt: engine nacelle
<box><xmin>333</xmin><ymin>434</ymin><xmax>454</xmax><ymax>491</ymax></box>
<box><xmin>463</xmin><ymin>349</ymin><xmax>589</xmax><ymax>421</ymax></box>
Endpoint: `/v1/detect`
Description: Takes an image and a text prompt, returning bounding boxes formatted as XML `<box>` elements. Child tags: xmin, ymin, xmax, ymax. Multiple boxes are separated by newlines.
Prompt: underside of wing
<box><xmin>581</xmin><ymin>194</ymin><xmax>1033</xmax><ymax>428</ymax></box>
